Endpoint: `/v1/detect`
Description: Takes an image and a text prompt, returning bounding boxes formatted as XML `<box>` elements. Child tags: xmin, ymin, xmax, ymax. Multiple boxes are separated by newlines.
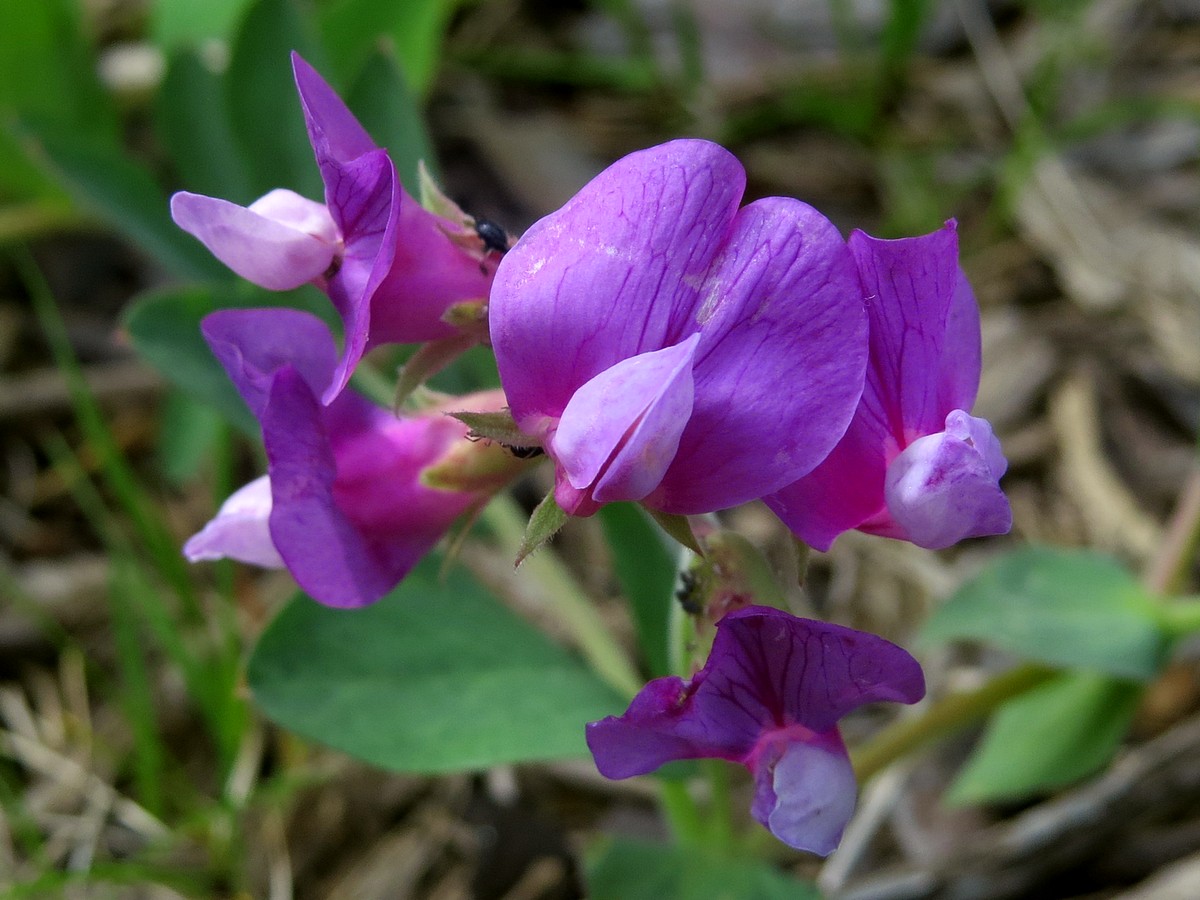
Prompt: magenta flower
<box><xmin>183</xmin><ymin>307</ymin><xmax>498</xmax><ymax>607</ymax></box>
<box><xmin>171</xmin><ymin>53</ymin><xmax>493</xmax><ymax>403</ymax></box>
<box><xmin>763</xmin><ymin>223</ymin><xmax>1012</xmax><ymax>550</ymax></box>
<box><xmin>488</xmin><ymin>139</ymin><xmax>868</xmax><ymax>517</ymax></box>
<box><xmin>586</xmin><ymin>607</ymin><xmax>923</xmax><ymax>855</ymax></box>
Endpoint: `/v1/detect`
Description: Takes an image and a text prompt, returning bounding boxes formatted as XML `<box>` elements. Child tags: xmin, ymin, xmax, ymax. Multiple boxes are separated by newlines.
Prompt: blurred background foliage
<box><xmin>3</xmin><ymin>0</ymin><xmax>1200</xmax><ymax>897</ymax></box>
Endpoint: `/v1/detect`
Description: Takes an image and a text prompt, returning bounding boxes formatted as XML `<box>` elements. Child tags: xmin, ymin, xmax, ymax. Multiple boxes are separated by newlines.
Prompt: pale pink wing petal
<box><xmin>184</xmin><ymin>475</ymin><xmax>284</xmax><ymax>568</ymax></box>
<box><xmin>171</xmin><ymin>192</ymin><xmax>334</xmax><ymax>290</ymax></box>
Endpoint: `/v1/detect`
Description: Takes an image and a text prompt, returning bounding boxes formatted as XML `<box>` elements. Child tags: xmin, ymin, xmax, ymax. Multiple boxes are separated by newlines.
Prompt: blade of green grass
<box><xmin>108</xmin><ymin>557</ymin><xmax>167</xmax><ymax>817</ymax></box>
<box><xmin>15</xmin><ymin>248</ymin><xmax>203</xmax><ymax>619</ymax></box>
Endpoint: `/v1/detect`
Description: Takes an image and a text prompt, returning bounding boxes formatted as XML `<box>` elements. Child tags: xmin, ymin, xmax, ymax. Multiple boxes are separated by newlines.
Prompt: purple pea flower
<box><xmin>488</xmin><ymin>139</ymin><xmax>868</xmax><ymax>517</ymax></box>
<box><xmin>586</xmin><ymin>607</ymin><xmax>924</xmax><ymax>855</ymax></box>
<box><xmin>183</xmin><ymin>307</ymin><xmax>503</xmax><ymax>607</ymax></box>
<box><xmin>171</xmin><ymin>54</ymin><xmax>493</xmax><ymax>403</ymax></box>
<box><xmin>763</xmin><ymin>223</ymin><xmax>1012</xmax><ymax>550</ymax></box>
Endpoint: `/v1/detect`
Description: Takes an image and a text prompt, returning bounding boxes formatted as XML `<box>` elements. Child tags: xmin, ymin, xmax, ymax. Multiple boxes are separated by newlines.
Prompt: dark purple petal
<box><xmin>264</xmin><ymin>368</ymin><xmax>479</xmax><ymax>607</ymax></box>
<box><xmin>171</xmin><ymin>191</ymin><xmax>335</xmax><ymax>290</ymax></box>
<box><xmin>705</xmin><ymin>608</ymin><xmax>925</xmax><ymax>734</ymax></box>
<box><xmin>586</xmin><ymin>607</ymin><xmax>924</xmax><ymax>780</ymax></box>
<box><xmin>649</xmin><ymin>197</ymin><xmax>867</xmax><ymax>512</ymax></box>
<box><xmin>880</xmin><ymin>410</ymin><xmax>1011</xmax><ymax>548</ymax></box>
<box><xmin>586</xmin><ymin>677</ymin><xmax>734</xmax><ymax>778</ymax></box>
<box><xmin>201</xmin><ymin>308</ymin><xmax>338</xmax><ymax>417</ymax></box>
<box><xmin>490</xmin><ymin>140</ymin><xmax>746</xmax><ymax>434</ymax></box>
<box><xmin>750</xmin><ymin>730</ymin><xmax>857</xmax><ymax>856</ymax></box>
<box><xmin>183</xmin><ymin>475</ymin><xmax>284</xmax><ymax>568</ymax></box>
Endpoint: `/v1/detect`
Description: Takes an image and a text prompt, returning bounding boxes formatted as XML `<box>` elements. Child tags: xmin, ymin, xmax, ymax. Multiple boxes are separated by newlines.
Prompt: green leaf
<box><xmin>947</xmin><ymin>671</ymin><xmax>1141</xmax><ymax>805</ymax></box>
<box><xmin>318</xmin><ymin>0</ymin><xmax>460</xmax><ymax>97</ymax></box>
<box><xmin>518</xmin><ymin>491</ymin><xmax>568</xmax><ymax>567</ymax></box>
<box><xmin>16</xmin><ymin>121</ymin><xmax>228</xmax><ymax>281</ymax></box>
<box><xmin>346</xmin><ymin>49</ymin><xmax>435</xmax><ymax>191</ymax></box>
<box><xmin>151</xmin><ymin>0</ymin><xmax>256</xmax><ymax>48</ymax></box>
<box><xmin>122</xmin><ymin>283</ymin><xmax>332</xmax><ymax>434</ymax></box>
<box><xmin>247</xmin><ymin>558</ymin><xmax>627</xmax><ymax>771</ymax></box>
<box><xmin>598</xmin><ymin>504</ymin><xmax>675</xmax><ymax>677</ymax></box>
<box><xmin>586</xmin><ymin>839</ymin><xmax>820</xmax><ymax>900</ymax></box>
<box><xmin>156</xmin><ymin>48</ymin><xmax>256</xmax><ymax>203</ymax></box>
<box><xmin>919</xmin><ymin>546</ymin><xmax>1168</xmax><ymax>680</ymax></box>
<box><xmin>225</xmin><ymin>0</ymin><xmax>326</xmax><ymax>200</ymax></box>
<box><xmin>157</xmin><ymin>389</ymin><xmax>225</xmax><ymax>485</ymax></box>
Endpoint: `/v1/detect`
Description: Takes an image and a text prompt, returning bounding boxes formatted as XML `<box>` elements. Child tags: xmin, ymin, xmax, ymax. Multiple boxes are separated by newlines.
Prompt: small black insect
<box><xmin>675</xmin><ymin>570</ymin><xmax>703</xmax><ymax>616</ymax></box>
<box><xmin>504</xmin><ymin>443</ymin><xmax>545</xmax><ymax>460</ymax></box>
<box><xmin>475</xmin><ymin>218</ymin><xmax>510</xmax><ymax>255</ymax></box>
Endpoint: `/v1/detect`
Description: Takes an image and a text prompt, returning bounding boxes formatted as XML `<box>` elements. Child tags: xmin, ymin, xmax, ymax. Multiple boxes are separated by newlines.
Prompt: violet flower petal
<box><xmin>882</xmin><ymin>409</ymin><xmax>1012</xmax><ymax>549</ymax></box>
<box><xmin>650</xmin><ymin>196</ymin><xmax>867</xmax><ymax>512</ymax></box>
<box><xmin>490</xmin><ymin>140</ymin><xmax>745</xmax><ymax>432</ymax></box>
<box><xmin>170</xmin><ymin>191</ymin><xmax>336</xmax><ymax>290</ymax></box>
<box><xmin>937</xmin><ymin>270</ymin><xmax>983</xmax><ymax>414</ymax></box>
<box><xmin>848</xmin><ymin>222</ymin><xmax>962</xmax><ymax>441</ymax></box>
<box><xmin>263</xmin><ymin>368</ymin><xmax>479</xmax><ymax>608</ymax></box>
<box><xmin>201</xmin><ymin>308</ymin><xmax>337</xmax><ymax>418</ymax></box>
<box><xmin>586</xmin><ymin>607</ymin><xmax>924</xmax><ymax>778</ymax></box>
<box><xmin>291</xmin><ymin>52</ymin><xmax>376</xmax><ymax>165</ymax></box>
<box><xmin>183</xmin><ymin>475</ymin><xmax>284</xmax><ymax>568</ymax></box>
<box><xmin>319</xmin><ymin>148</ymin><xmax>400</xmax><ymax>402</ymax></box>
<box><xmin>552</xmin><ymin>335</ymin><xmax>699</xmax><ymax>506</ymax></box>
<box><xmin>755</xmin><ymin>734</ymin><xmax>858</xmax><ymax>856</ymax></box>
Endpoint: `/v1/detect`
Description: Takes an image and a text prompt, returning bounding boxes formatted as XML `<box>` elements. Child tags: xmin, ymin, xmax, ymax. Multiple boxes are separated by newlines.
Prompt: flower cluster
<box><xmin>172</xmin><ymin>55</ymin><xmax>1011</xmax><ymax>857</ymax></box>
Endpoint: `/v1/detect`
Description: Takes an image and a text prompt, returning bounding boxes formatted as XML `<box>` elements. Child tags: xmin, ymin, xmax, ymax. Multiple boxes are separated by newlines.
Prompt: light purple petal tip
<box><xmin>184</xmin><ymin>475</ymin><xmax>284</xmax><ymax>568</ymax></box>
<box><xmin>553</xmin><ymin>335</ymin><xmax>699</xmax><ymax>505</ymax></box>
<box><xmin>884</xmin><ymin>410</ymin><xmax>1012</xmax><ymax>549</ymax></box>
<box><xmin>755</xmin><ymin>736</ymin><xmax>858</xmax><ymax>856</ymax></box>
<box><xmin>171</xmin><ymin>191</ymin><xmax>335</xmax><ymax>290</ymax></box>
<box><xmin>201</xmin><ymin>308</ymin><xmax>338</xmax><ymax>418</ymax></box>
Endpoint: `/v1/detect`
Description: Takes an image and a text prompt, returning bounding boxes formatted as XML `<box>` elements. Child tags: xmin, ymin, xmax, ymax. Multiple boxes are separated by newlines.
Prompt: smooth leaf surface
<box><xmin>318</xmin><ymin>0</ymin><xmax>459</xmax><ymax>96</ymax></box>
<box><xmin>157</xmin><ymin>49</ymin><xmax>256</xmax><ymax>203</ymax></box>
<box><xmin>920</xmin><ymin>546</ymin><xmax>1168</xmax><ymax>680</ymax></box>
<box><xmin>152</xmin><ymin>0</ymin><xmax>255</xmax><ymax>48</ymax></box>
<box><xmin>225</xmin><ymin>0</ymin><xmax>326</xmax><ymax>199</ymax></box>
<box><xmin>586</xmin><ymin>839</ymin><xmax>820</xmax><ymax>900</ymax></box>
<box><xmin>248</xmin><ymin>558</ymin><xmax>627</xmax><ymax>772</ymax></box>
<box><xmin>947</xmin><ymin>671</ymin><xmax>1141</xmax><ymax>805</ymax></box>
<box><xmin>18</xmin><ymin>122</ymin><xmax>228</xmax><ymax>282</ymax></box>
<box><xmin>598</xmin><ymin>503</ymin><xmax>675</xmax><ymax>677</ymax></box>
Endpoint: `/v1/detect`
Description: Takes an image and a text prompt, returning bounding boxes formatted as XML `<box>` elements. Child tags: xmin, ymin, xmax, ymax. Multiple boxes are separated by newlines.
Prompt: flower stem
<box><xmin>850</xmin><ymin>663</ymin><xmax>1057</xmax><ymax>783</ymax></box>
<box><xmin>481</xmin><ymin>495</ymin><xmax>644</xmax><ymax>698</ymax></box>
<box><xmin>658</xmin><ymin>778</ymin><xmax>706</xmax><ymax>846</ymax></box>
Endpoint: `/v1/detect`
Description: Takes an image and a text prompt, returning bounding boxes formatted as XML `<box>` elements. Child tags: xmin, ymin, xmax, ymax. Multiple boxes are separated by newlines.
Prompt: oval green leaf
<box><xmin>920</xmin><ymin>546</ymin><xmax>1168</xmax><ymax>680</ymax></box>
<box><xmin>247</xmin><ymin>558</ymin><xmax>627</xmax><ymax>772</ymax></box>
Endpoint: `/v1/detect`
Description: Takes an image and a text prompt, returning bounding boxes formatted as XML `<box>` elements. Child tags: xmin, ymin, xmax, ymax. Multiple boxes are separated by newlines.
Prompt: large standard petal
<box><xmin>937</xmin><ymin>269</ymin><xmax>983</xmax><ymax>414</ymax></box>
<box><xmin>650</xmin><ymin>196</ymin><xmax>868</xmax><ymax>513</ymax></box>
<box><xmin>171</xmin><ymin>192</ymin><xmax>335</xmax><ymax>290</ymax></box>
<box><xmin>201</xmin><ymin>308</ymin><xmax>338</xmax><ymax>418</ymax></box>
<box><xmin>183</xmin><ymin>475</ymin><xmax>284</xmax><ymax>568</ymax></box>
<box><xmin>709</xmin><ymin>608</ymin><xmax>925</xmax><ymax>734</ymax></box>
<box><xmin>881</xmin><ymin>410</ymin><xmax>1011</xmax><ymax>549</ymax></box>
<box><xmin>849</xmin><ymin>222</ymin><xmax>961</xmax><ymax>442</ymax></box>
<box><xmin>551</xmin><ymin>335</ymin><xmax>699</xmax><ymax>507</ymax></box>
<box><xmin>490</xmin><ymin>139</ymin><xmax>746</xmax><ymax>431</ymax></box>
